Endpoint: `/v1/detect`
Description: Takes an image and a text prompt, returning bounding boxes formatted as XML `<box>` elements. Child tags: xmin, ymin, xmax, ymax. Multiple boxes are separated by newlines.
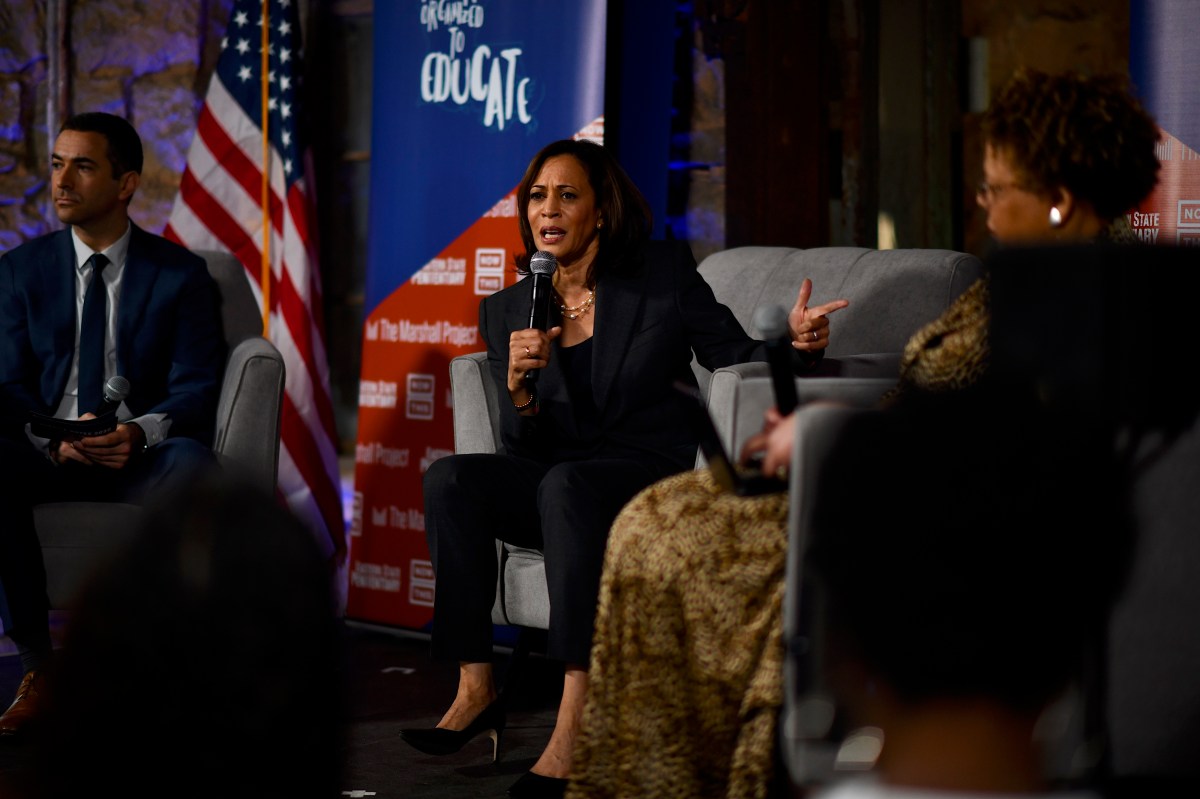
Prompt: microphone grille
<box><xmin>103</xmin><ymin>375</ymin><xmax>131</xmax><ymax>403</ymax></box>
<box><xmin>530</xmin><ymin>251</ymin><xmax>557</xmax><ymax>276</ymax></box>
<box><xmin>753</xmin><ymin>304</ymin><xmax>790</xmax><ymax>339</ymax></box>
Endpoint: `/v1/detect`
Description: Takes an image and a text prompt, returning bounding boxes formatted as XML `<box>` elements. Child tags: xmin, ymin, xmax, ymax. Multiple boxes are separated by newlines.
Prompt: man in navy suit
<box><xmin>0</xmin><ymin>112</ymin><xmax>225</xmax><ymax>738</ymax></box>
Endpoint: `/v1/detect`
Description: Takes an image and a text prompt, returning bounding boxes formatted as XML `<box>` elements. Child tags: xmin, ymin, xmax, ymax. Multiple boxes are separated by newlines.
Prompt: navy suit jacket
<box><xmin>0</xmin><ymin>224</ymin><xmax>225</xmax><ymax>444</ymax></box>
<box><xmin>482</xmin><ymin>239</ymin><xmax>783</xmax><ymax>472</ymax></box>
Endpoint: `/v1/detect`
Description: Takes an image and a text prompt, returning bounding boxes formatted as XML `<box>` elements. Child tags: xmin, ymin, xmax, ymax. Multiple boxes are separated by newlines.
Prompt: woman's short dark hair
<box><xmin>60</xmin><ymin>111</ymin><xmax>144</xmax><ymax>178</ymax></box>
<box><xmin>515</xmin><ymin>139</ymin><xmax>652</xmax><ymax>286</ymax></box>
<box><xmin>982</xmin><ymin>69</ymin><xmax>1161</xmax><ymax>221</ymax></box>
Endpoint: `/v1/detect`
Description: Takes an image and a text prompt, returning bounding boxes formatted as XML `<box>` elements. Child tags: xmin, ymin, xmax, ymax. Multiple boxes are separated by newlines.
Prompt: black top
<box><xmin>550</xmin><ymin>337</ymin><xmax>601</xmax><ymax>461</ymax></box>
<box><xmin>479</xmin><ymin>239</ymin><xmax>811</xmax><ymax>475</ymax></box>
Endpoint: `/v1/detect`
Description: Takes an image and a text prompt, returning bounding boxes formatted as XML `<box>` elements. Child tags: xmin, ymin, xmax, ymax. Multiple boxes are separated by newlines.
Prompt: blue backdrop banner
<box><xmin>1131</xmin><ymin>0</ymin><xmax>1199</xmax><ymax>153</ymax></box>
<box><xmin>365</xmin><ymin>0</ymin><xmax>607</xmax><ymax>311</ymax></box>
<box><xmin>1129</xmin><ymin>0</ymin><xmax>1200</xmax><ymax>248</ymax></box>
<box><xmin>350</xmin><ymin>0</ymin><xmax>608</xmax><ymax>629</ymax></box>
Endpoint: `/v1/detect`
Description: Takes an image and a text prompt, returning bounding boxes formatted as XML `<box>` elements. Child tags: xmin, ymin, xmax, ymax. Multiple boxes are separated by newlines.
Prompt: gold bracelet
<box><xmin>513</xmin><ymin>389</ymin><xmax>537</xmax><ymax>411</ymax></box>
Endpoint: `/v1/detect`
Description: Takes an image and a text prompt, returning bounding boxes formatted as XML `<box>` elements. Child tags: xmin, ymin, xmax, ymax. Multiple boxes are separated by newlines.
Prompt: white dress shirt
<box><xmin>25</xmin><ymin>223</ymin><xmax>170</xmax><ymax>453</ymax></box>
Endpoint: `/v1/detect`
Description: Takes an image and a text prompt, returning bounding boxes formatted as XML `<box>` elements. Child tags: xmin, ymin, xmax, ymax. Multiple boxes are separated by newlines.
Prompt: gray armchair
<box><xmin>34</xmin><ymin>249</ymin><xmax>285</xmax><ymax>609</ymax></box>
<box><xmin>448</xmin><ymin>245</ymin><xmax>984</xmax><ymax>633</ymax></box>
<box><xmin>701</xmin><ymin>246</ymin><xmax>982</xmax><ymax>457</ymax></box>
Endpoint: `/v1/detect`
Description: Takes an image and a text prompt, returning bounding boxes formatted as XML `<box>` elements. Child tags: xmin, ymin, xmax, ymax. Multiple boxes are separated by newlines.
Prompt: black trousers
<box><xmin>0</xmin><ymin>436</ymin><xmax>217</xmax><ymax>663</ymax></box>
<box><xmin>423</xmin><ymin>453</ymin><xmax>670</xmax><ymax>665</ymax></box>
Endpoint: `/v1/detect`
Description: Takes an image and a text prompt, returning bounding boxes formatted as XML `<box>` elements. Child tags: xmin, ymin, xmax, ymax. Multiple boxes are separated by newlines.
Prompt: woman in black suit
<box><xmin>404</xmin><ymin>138</ymin><xmax>847</xmax><ymax>798</ymax></box>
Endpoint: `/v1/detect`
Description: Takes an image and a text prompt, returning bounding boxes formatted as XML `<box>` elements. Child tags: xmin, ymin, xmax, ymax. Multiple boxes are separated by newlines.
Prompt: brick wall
<box><xmin>0</xmin><ymin>0</ymin><xmax>227</xmax><ymax>251</ymax></box>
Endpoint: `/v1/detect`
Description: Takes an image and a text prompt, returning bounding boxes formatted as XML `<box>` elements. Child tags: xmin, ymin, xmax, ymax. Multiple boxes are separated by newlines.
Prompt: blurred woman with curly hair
<box><xmin>566</xmin><ymin>69</ymin><xmax>1161</xmax><ymax>799</ymax></box>
<box><xmin>977</xmin><ymin>68</ymin><xmax>1160</xmax><ymax>244</ymax></box>
<box><xmin>894</xmin><ymin>67</ymin><xmax>1160</xmax><ymax>398</ymax></box>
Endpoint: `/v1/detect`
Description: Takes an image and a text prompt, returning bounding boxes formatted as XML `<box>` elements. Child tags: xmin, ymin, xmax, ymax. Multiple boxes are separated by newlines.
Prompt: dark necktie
<box><xmin>77</xmin><ymin>253</ymin><xmax>110</xmax><ymax>415</ymax></box>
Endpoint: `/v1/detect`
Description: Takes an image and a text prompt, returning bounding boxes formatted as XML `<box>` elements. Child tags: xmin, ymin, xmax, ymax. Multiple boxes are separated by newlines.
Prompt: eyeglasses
<box><xmin>975</xmin><ymin>179</ymin><xmax>1028</xmax><ymax>206</ymax></box>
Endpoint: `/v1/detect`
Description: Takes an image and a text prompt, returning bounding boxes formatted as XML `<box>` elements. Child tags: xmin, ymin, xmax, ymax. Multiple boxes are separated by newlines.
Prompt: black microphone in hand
<box><xmin>94</xmin><ymin>375</ymin><xmax>130</xmax><ymax>417</ymax></box>
<box><xmin>525</xmin><ymin>251</ymin><xmax>557</xmax><ymax>384</ymax></box>
<box><xmin>753</xmin><ymin>304</ymin><xmax>800</xmax><ymax>416</ymax></box>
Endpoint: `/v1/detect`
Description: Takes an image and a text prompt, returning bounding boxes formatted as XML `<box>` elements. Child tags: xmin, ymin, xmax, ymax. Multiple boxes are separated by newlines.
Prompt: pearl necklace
<box><xmin>557</xmin><ymin>289</ymin><xmax>595</xmax><ymax>320</ymax></box>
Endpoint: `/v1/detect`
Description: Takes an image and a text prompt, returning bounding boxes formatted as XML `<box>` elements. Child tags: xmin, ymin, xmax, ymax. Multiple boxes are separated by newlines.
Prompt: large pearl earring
<box><xmin>1049</xmin><ymin>206</ymin><xmax>1063</xmax><ymax>228</ymax></box>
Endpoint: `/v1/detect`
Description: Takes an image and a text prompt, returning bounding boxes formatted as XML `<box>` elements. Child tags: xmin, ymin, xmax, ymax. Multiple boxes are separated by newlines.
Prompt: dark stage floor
<box><xmin>1</xmin><ymin>622</ymin><xmax>563</xmax><ymax>798</ymax></box>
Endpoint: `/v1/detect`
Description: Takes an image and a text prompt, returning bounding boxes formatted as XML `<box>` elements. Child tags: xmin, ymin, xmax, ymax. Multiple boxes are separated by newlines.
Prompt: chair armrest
<box><xmin>808</xmin><ymin>352</ymin><xmax>903</xmax><ymax>378</ymax></box>
<box><xmin>707</xmin><ymin>367</ymin><xmax>895</xmax><ymax>458</ymax></box>
<box><xmin>450</xmin><ymin>352</ymin><xmax>501</xmax><ymax>454</ymax></box>
<box><xmin>706</xmin><ymin>363</ymin><xmax>769</xmax><ymax>462</ymax></box>
<box><xmin>779</xmin><ymin>403</ymin><xmax>868</xmax><ymax>785</ymax></box>
<box><xmin>450</xmin><ymin>352</ymin><xmax>548</xmax><ymax>629</ymax></box>
<box><xmin>212</xmin><ymin>336</ymin><xmax>284</xmax><ymax>493</ymax></box>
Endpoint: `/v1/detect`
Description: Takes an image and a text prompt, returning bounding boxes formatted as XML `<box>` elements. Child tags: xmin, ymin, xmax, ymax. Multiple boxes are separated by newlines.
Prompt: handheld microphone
<box><xmin>526</xmin><ymin>251</ymin><xmax>557</xmax><ymax>384</ymax></box>
<box><xmin>94</xmin><ymin>375</ymin><xmax>130</xmax><ymax>417</ymax></box>
<box><xmin>753</xmin><ymin>305</ymin><xmax>800</xmax><ymax>416</ymax></box>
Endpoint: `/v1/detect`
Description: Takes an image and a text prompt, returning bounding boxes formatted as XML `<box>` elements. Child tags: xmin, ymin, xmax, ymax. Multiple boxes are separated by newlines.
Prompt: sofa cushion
<box><xmin>698</xmin><ymin>246</ymin><xmax>984</xmax><ymax>358</ymax></box>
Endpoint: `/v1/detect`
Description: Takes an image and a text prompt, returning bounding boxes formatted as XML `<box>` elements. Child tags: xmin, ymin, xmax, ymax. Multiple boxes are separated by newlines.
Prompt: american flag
<box><xmin>165</xmin><ymin>0</ymin><xmax>344</xmax><ymax>562</ymax></box>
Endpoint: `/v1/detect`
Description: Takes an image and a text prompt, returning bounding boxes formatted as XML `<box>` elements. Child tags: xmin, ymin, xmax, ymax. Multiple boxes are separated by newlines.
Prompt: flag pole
<box><xmin>259</xmin><ymin>0</ymin><xmax>271</xmax><ymax>336</ymax></box>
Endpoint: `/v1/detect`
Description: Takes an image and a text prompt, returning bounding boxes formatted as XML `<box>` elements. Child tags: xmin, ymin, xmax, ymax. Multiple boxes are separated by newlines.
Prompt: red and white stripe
<box><xmin>165</xmin><ymin>73</ymin><xmax>344</xmax><ymax>562</ymax></box>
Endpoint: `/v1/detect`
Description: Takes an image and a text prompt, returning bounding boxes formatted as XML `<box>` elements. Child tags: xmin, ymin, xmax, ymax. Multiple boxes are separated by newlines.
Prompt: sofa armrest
<box><xmin>707</xmin><ymin>367</ymin><xmax>896</xmax><ymax>459</ymax></box>
<box><xmin>450</xmin><ymin>352</ymin><xmax>501</xmax><ymax>455</ymax></box>
<box><xmin>706</xmin><ymin>363</ymin><xmax>770</xmax><ymax>459</ymax></box>
<box><xmin>808</xmin><ymin>352</ymin><xmax>903</xmax><ymax>378</ymax></box>
<box><xmin>779</xmin><ymin>403</ymin><xmax>868</xmax><ymax>785</ymax></box>
<box><xmin>212</xmin><ymin>335</ymin><xmax>284</xmax><ymax>494</ymax></box>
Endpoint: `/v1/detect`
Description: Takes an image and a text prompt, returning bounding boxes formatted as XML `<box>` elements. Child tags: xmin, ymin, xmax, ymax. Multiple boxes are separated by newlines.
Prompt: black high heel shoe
<box><xmin>507</xmin><ymin>770</ymin><xmax>567</xmax><ymax>799</ymax></box>
<box><xmin>399</xmin><ymin>699</ymin><xmax>506</xmax><ymax>761</ymax></box>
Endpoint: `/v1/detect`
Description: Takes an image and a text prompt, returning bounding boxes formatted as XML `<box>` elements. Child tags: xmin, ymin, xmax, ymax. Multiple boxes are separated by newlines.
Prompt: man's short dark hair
<box><xmin>60</xmin><ymin>112</ymin><xmax>144</xmax><ymax>177</ymax></box>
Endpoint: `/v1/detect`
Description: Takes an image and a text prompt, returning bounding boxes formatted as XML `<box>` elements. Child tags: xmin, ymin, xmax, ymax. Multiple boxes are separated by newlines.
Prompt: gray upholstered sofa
<box><xmin>447</xmin><ymin>245</ymin><xmax>984</xmax><ymax>632</ymax></box>
<box><xmin>32</xmin><ymin>250</ymin><xmax>286</xmax><ymax>610</ymax></box>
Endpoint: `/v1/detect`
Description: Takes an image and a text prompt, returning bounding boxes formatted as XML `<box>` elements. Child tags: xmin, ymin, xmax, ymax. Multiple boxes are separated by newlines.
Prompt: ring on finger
<box><xmin>810</xmin><ymin>330</ymin><xmax>818</xmax><ymax>342</ymax></box>
<box><xmin>524</xmin><ymin>346</ymin><xmax>531</xmax><ymax>356</ymax></box>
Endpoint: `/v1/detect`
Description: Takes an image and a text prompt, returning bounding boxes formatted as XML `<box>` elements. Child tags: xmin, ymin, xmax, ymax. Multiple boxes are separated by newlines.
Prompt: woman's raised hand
<box><xmin>788</xmin><ymin>278</ymin><xmax>849</xmax><ymax>352</ymax></box>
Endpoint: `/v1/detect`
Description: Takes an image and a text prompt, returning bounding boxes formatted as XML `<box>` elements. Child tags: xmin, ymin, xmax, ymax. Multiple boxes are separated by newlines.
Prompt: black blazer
<box><xmin>0</xmin><ymin>224</ymin><xmax>226</xmax><ymax>443</ymax></box>
<box><xmin>481</xmin><ymin>239</ymin><xmax>779</xmax><ymax>472</ymax></box>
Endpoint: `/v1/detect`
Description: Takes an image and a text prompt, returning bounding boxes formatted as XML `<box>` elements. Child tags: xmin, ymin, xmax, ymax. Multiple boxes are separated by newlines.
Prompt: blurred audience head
<box><xmin>978</xmin><ymin>69</ymin><xmax>1160</xmax><ymax>244</ymax></box>
<box><xmin>515</xmin><ymin>137</ymin><xmax>652</xmax><ymax>281</ymax></box>
<box><xmin>809</xmin><ymin>390</ymin><xmax>1132</xmax><ymax>718</ymax></box>
<box><xmin>33</xmin><ymin>475</ymin><xmax>343</xmax><ymax>798</ymax></box>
